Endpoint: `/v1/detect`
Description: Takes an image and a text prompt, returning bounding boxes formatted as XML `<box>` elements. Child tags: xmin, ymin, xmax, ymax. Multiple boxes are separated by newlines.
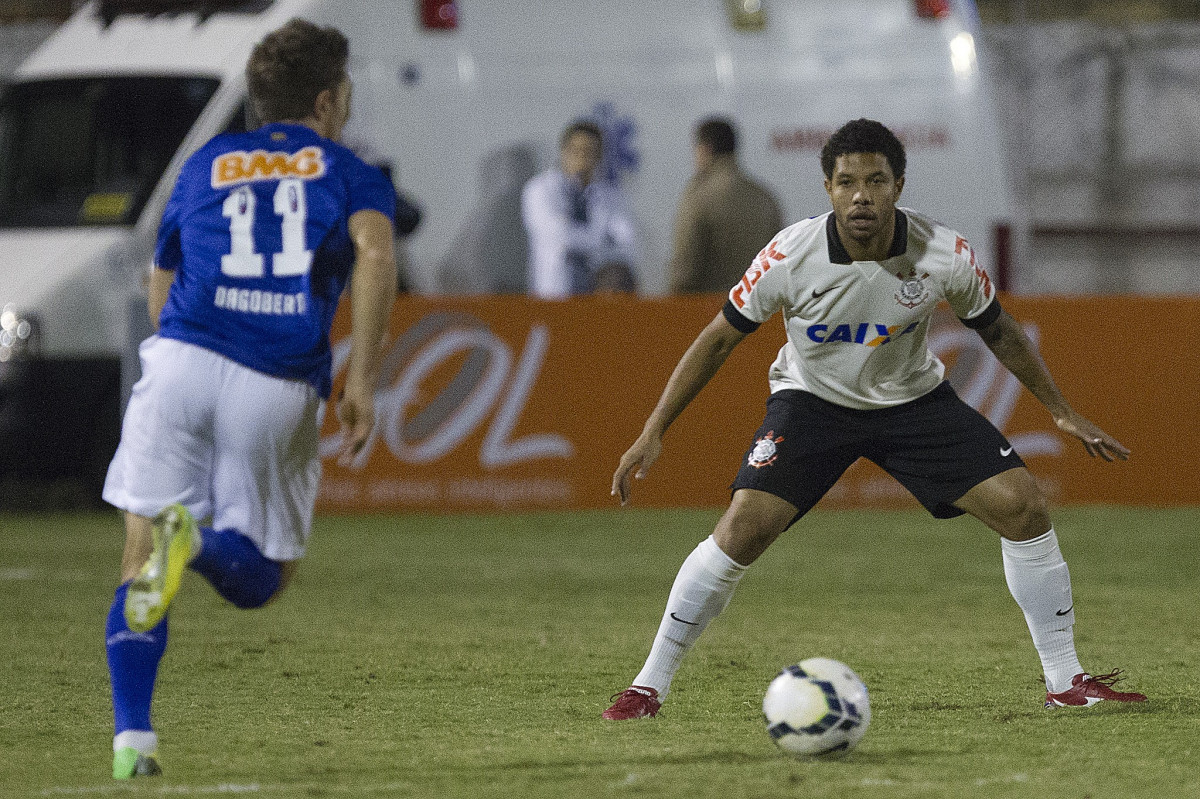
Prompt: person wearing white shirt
<box><xmin>601</xmin><ymin>118</ymin><xmax>1145</xmax><ymax>722</ymax></box>
<box><xmin>521</xmin><ymin>120</ymin><xmax>637</xmax><ymax>298</ymax></box>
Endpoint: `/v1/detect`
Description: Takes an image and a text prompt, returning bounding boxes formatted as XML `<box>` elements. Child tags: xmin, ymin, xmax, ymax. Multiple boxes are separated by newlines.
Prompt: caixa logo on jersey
<box><xmin>806</xmin><ymin>321</ymin><xmax>920</xmax><ymax>347</ymax></box>
<box><xmin>319</xmin><ymin>312</ymin><xmax>573</xmax><ymax>468</ymax></box>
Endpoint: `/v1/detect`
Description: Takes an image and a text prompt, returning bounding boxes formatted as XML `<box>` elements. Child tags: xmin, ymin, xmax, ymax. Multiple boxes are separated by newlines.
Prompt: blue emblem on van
<box><xmin>589</xmin><ymin>101</ymin><xmax>639</xmax><ymax>184</ymax></box>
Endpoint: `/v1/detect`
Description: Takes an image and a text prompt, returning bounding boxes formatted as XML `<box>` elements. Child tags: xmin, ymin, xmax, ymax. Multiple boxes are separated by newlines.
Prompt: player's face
<box><xmin>560</xmin><ymin>131</ymin><xmax>602</xmax><ymax>185</ymax></box>
<box><xmin>824</xmin><ymin>152</ymin><xmax>905</xmax><ymax>248</ymax></box>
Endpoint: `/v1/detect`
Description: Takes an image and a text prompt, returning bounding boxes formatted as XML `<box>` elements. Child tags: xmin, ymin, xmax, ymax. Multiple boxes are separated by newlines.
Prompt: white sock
<box><xmin>1000</xmin><ymin>529</ymin><xmax>1085</xmax><ymax>692</ymax></box>
<box><xmin>114</xmin><ymin>729</ymin><xmax>157</xmax><ymax>754</ymax></box>
<box><xmin>632</xmin><ymin>535</ymin><xmax>747</xmax><ymax>699</ymax></box>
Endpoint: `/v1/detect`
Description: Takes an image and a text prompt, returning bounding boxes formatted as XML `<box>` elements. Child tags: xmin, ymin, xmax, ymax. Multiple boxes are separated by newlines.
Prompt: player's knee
<box><xmin>234</xmin><ymin>559</ymin><xmax>296</xmax><ymax>609</ymax></box>
<box><xmin>718</xmin><ymin>514</ymin><xmax>770</xmax><ymax>545</ymax></box>
<box><xmin>255</xmin><ymin>561</ymin><xmax>298</xmax><ymax>608</ymax></box>
<box><xmin>228</xmin><ymin>579</ymin><xmax>279</xmax><ymax>609</ymax></box>
<box><xmin>714</xmin><ymin>498</ymin><xmax>792</xmax><ymax>564</ymax></box>
<box><xmin>997</xmin><ymin>484</ymin><xmax>1051</xmax><ymax>540</ymax></box>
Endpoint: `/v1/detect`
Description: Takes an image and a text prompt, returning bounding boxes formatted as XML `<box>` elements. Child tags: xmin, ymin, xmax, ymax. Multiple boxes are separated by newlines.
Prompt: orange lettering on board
<box><xmin>211</xmin><ymin>146</ymin><xmax>327</xmax><ymax>188</ymax></box>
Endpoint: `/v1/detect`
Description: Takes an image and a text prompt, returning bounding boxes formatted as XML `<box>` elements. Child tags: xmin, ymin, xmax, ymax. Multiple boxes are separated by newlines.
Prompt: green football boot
<box><xmin>125</xmin><ymin>503</ymin><xmax>197</xmax><ymax>632</ymax></box>
<box><xmin>112</xmin><ymin>746</ymin><xmax>162</xmax><ymax>779</ymax></box>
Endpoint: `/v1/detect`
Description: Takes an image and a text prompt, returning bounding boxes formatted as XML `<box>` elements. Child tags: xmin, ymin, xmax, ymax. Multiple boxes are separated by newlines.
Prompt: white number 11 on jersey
<box><xmin>221</xmin><ymin>178</ymin><xmax>314</xmax><ymax>278</ymax></box>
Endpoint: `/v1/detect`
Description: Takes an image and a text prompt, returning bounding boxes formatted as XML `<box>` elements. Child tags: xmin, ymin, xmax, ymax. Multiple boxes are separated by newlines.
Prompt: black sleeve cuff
<box><xmin>722</xmin><ymin>299</ymin><xmax>761</xmax><ymax>334</ymax></box>
<box><xmin>959</xmin><ymin>297</ymin><xmax>1002</xmax><ymax>330</ymax></box>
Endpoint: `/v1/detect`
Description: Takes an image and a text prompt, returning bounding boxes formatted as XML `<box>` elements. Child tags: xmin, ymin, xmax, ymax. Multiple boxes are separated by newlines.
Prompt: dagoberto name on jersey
<box><xmin>806</xmin><ymin>321</ymin><xmax>920</xmax><ymax>347</ymax></box>
<box><xmin>214</xmin><ymin>286</ymin><xmax>307</xmax><ymax>316</ymax></box>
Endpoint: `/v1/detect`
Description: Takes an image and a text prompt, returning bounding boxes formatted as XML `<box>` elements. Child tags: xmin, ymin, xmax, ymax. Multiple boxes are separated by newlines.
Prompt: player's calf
<box><xmin>125</xmin><ymin>504</ymin><xmax>199</xmax><ymax>632</ymax></box>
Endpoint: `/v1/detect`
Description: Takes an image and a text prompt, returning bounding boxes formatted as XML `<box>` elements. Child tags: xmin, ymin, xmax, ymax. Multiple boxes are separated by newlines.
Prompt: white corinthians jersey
<box><xmin>724</xmin><ymin>208</ymin><xmax>998</xmax><ymax>410</ymax></box>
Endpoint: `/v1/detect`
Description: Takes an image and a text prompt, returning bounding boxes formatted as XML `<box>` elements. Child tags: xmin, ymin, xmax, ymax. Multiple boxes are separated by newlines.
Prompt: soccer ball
<box><xmin>763</xmin><ymin>657</ymin><xmax>871</xmax><ymax>757</ymax></box>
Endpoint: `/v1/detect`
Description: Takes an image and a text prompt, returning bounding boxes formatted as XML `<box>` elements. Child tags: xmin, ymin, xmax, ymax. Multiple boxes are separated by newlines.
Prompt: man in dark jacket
<box><xmin>668</xmin><ymin>117</ymin><xmax>783</xmax><ymax>293</ymax></box>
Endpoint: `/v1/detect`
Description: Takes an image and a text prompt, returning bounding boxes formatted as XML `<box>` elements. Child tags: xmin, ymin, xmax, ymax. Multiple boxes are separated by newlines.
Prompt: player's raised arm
<box><xmin>612</xmin><ymin>310</ymin><xmax>748</xmax><ymax>504</ymax></box>
<box><xmin>338</xmin><ymin>208</ymin><xmax>396</xmax><ymax>466</ymax></box>
<box><xmin>973</xmin><ymin>307</ymin><xmax>1129</xmax><ymax>462</ymax></box>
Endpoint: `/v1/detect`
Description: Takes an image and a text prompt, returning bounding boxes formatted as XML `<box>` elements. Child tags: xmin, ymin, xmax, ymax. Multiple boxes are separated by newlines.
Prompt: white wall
<box><xmin>5</xmin><ymin>14</ymin><xmax>1198</xmax><ymax>296</ymax></box>
<box><xmin>982</xmin><ymin>21</ymin><xmax>1200</xmax><ymax>294</ymax></box>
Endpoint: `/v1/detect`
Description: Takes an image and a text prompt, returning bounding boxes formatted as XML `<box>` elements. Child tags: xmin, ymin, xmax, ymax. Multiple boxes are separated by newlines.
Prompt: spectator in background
<box><xmin>522</xmin><ymin>120</ymin><xmax>637</xmax><ymax>298</ymax></box>
<box><xmin>668</xmin><ymin>117</ymin><xmax>783</xmax><ymax>294</ymax></box>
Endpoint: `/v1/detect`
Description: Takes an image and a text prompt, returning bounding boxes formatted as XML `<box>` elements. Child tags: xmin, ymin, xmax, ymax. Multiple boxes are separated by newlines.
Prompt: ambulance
<box><xmin>0</xmin><ymin>0</ymin><xmax>1013</xmax><ymax>493</ymax></box>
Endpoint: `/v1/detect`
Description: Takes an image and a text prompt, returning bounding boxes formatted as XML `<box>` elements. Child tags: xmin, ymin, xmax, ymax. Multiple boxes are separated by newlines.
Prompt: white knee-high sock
<box><xmin>1000</xmin><ymin>529</ymin><xmax>1085</xmax><ymax>692</ymax></box>
<box><xmin>632</xmin><ymin>535</ymin><xmax>747</xmax><ymax>699</ymax></box>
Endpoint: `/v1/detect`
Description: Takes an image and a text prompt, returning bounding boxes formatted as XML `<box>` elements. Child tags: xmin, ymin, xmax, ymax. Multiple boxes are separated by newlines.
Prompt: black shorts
<box><xmin>730</xmin><ymin>382</ymin><xmax>1025</xmax><ymax>524</ymax></box>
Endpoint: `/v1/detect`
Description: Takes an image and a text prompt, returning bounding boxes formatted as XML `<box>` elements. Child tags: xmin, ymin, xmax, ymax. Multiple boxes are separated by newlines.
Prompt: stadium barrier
<box><xmin>318</xmin><ymin>294</ymin><xmax>1200</xmax><ymax>513</ymax></box>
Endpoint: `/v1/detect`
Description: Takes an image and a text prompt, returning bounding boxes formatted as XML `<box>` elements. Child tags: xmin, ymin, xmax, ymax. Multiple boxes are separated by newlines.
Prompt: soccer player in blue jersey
<box><xmin>100</xmin><ymin>19</ymin><xmax>397</xmax><ymax>779</ymax></box>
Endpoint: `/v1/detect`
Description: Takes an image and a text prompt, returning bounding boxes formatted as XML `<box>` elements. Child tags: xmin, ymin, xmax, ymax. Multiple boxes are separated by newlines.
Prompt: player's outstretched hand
<box><xmin>336</xmin><ymin>381</ymin><xmax>377</xmax><ymax>467</ymax></box>
<box><xmin>612</xmin><ymin>434</ymin><xmax>663</xmax><ymax>506</ymax></box>
<box><xmin>1055</xmin><ymin>411</ymin><xmax>1130</xmax><ymax>462</ymax></box>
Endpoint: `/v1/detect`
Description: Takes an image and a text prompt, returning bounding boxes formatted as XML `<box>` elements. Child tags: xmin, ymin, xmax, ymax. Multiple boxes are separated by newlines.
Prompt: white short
<box><xmin>103</xmin><ymin>336</ymin><xmax>322</xmax><ymax>561</ymax></box>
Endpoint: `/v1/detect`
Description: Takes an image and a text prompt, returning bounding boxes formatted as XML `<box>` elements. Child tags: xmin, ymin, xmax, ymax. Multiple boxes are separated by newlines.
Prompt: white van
<box><xmin>0</xmin><ymin>0</ymin><xmax>1012</xmax><ymax>491</ymax></box>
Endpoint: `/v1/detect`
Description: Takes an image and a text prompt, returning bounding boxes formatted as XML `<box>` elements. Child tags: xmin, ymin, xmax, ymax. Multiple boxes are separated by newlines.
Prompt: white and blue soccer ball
<box><xmin>763</xmin><ymin>657</ymin><xmax>871</xmax><ymax>757</ymax></box>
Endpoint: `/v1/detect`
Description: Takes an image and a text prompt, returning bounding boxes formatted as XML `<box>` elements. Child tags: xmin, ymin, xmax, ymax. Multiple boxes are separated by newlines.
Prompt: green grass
<box><xmin>1</xmin><ymin>507</ymin><xmax>1197</xmax><ymax>798</ymax></box>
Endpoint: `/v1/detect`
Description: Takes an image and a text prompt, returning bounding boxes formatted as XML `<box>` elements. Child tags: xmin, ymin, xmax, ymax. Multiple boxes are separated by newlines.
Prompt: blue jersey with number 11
<box><xmin>155</xmin><ymin>122</ymin><xmax>395</xmax><ymax>399</ymax></box>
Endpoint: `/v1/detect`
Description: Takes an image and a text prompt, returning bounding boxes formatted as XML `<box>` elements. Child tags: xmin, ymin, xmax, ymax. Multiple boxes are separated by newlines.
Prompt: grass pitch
<box><xmin>1</xmin><ymin>507</ymin><xmax>1197</xmax><ymax>798</ymax></box>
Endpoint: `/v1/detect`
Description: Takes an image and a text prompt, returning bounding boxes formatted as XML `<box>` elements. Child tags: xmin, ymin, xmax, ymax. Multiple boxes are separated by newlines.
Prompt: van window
<box><xmin>0</xmin><ymin>76</ymin><xmax>219</xmax><ymax>228</ymax></box>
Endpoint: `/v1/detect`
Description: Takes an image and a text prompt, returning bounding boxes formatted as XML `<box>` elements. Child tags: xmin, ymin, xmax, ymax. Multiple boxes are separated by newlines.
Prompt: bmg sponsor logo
<box><xmin>211</xmin><ymin>146</ymin><xmax>326</xmax><ymax>188</ymax></box>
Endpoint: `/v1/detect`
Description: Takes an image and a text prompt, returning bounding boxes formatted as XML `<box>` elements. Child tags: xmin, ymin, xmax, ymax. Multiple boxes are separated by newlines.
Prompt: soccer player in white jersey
<box><xmin>603</xmin><ymin>119</ymin><xmax>1145</xmax><ymax>720</ymax></box>
<box><xmin>100</xmin><ymin>20</ymin><xmax>397</xmax><ymax>778</ymax></box>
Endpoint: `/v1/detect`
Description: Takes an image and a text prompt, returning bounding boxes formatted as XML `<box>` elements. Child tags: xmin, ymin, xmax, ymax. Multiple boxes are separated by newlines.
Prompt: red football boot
<box><xmin>1045</xmin><ymin>670</ymin><xmax>1147</xmax><ymax>708</ymax></box>
<box><xmin>602</xmin><ymin>686</ymin><xmax>662</xmax><ymax>720</ymax></box>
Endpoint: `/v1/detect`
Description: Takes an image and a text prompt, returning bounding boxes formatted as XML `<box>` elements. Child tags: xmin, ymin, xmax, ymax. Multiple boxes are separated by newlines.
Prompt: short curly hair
<box><xmin>820</xmin><ymin>119</ymin><xmax>906</xmax><ymax>181</ymax></box>
<box><xmin>247</xmin><ymin>18</ymin><xmax>349</xmax><ymax>124</ymax></box>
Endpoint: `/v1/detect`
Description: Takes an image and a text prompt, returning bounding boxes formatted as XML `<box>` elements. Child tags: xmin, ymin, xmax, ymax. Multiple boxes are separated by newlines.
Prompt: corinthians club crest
<box><xmin>894</xmin><ymin>269</ymin><xmax>931</xmax><ymax>308</ymax></box>
<box><xmin>748</xmin><ymin>430</ymin><xmax>785</xmax><ymax>469</ymax></box>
